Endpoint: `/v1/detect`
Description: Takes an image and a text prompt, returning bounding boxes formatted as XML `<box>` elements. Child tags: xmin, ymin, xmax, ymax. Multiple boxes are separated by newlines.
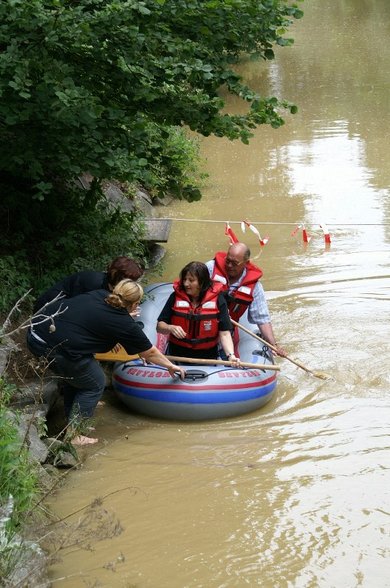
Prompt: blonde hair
<box><xmin>105</xmin><ymin>279</ymin><xmax>144</xmax><ymax>310</ymax></box>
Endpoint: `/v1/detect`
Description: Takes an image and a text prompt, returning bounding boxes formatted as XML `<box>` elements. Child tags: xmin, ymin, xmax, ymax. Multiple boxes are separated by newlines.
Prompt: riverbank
<box><xmin>0</xmin><ymin>182</ymin><xmax>172</xmax><ymax>586</ymax></box>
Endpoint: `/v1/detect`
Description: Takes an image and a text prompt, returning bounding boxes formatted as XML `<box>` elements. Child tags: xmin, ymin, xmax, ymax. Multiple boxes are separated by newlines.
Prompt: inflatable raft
<box><xmin>112</xmin><ymin>283</ymin><xmax>278</xmax><ymax>421</ymax></box>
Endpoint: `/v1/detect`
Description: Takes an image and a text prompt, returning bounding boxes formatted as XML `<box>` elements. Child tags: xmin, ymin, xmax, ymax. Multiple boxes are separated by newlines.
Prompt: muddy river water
<box><xmin>47</xmin><ymin>1</ymin><xmax>390</xmax><ymax>586</ymax></box>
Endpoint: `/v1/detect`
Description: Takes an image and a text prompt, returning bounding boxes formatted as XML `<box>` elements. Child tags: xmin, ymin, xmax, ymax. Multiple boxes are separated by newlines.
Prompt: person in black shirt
<box><xmin>27</xmin><ymin>280</ymin><xmax>185</xmax><ymax>445</ymax></box>
<box><xmin>33</xmin><ymin>256</ymin><xmax>144</xmax><ymax>312</ymax></box>
<box><xmin>157</xmin><ymin>261</ymin><xmax>239</xmax><ymax>363</ymax></box>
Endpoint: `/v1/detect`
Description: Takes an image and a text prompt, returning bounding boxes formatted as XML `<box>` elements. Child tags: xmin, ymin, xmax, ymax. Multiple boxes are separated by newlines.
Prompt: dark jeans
<box><xmin>27</xmin><ymin>330</ymin><xmax>106</xmax><ymax>423</ymax></box>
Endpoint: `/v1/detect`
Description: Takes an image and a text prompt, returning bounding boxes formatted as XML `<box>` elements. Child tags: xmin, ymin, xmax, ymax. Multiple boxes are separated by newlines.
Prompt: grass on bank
<box><xmin>0</xmin><ymin>378</ymin><xmax>41</xmax><ymax>579</ymax></box>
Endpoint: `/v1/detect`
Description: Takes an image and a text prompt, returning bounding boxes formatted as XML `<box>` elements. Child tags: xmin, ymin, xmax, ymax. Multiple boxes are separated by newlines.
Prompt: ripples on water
<box><xmin>48</xmin><ymin>294</ymin><xmax>390</xmax><ymax>587</ymax></box>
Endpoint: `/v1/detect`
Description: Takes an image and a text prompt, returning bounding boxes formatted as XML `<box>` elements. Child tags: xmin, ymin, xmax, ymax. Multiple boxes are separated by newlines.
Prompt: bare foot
<box><xmin>71</xmin><ymin>435</ymin><xmax>99</xmax><ymax>446</ymax></box>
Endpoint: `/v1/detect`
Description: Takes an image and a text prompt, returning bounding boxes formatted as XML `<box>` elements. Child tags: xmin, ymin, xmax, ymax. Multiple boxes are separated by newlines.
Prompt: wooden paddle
<box><xmin>95</xmin><ymin>345</ymin><xmax>280</xmax><ymax>371</ymax></box>
<box><xmin>95</xmin><ymin>347</ymin><xmax>279</xmax><ymax>371</ymax></box>
<box><xmin>95</xmin><ymin>348</ymin><xmax>139</xmax><ymax>362</ymax></box>
<box><xmin>230</xmin><ymin>319</ymin><xmax>330</xmax><ymax>380</ymax></box>
<box><xmin>166</xmin><ymin>355</ymin><xmax>280</xmax><ymax>371</ymax></box>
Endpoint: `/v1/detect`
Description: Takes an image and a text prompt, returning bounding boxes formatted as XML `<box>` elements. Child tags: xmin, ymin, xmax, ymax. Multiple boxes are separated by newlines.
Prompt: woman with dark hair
<box><xmin>157</xmin><ymin>261</ymin><xmax>239</xmax><ymax>362</ymax></box>
<box><xmin>33</xmin><ymin>256</ymin><xmax>144</xmax><ymax>312</ymax></box>
<box><xmin>27</xmin><ymin>279</ymin><xmax>185</xmax><ymax>446</ymax></box>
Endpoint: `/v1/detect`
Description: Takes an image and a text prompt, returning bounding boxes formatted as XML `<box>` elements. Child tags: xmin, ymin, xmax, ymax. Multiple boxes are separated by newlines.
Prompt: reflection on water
<box><xmin>48</xmin><ymin>1</ymin><xmax>390</xmax><ymax>586</ymax></box>
<box><xmin>288</xmin><ymin>130</ymin><xmax>385</xmax><ymax>228</ymax></box>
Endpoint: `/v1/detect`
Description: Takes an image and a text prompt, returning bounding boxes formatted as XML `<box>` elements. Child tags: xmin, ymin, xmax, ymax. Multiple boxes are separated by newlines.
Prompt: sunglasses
<box><xmin>225</xmin><ymin>258</ymin><xmax>245</xmax><ymax>267</ymax></box>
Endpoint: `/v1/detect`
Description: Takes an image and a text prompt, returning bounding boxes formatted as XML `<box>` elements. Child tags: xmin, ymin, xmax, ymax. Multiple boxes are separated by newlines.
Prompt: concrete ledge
<box><xmin>144</xmin><ymin>218</ymin><xmax>172</xmax><ymax>243</ymax></box>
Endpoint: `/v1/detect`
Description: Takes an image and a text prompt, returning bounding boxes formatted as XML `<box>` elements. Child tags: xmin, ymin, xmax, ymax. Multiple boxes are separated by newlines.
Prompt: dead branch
<box><xmin>2</xmin><ymin>289</ymin><xmax>33</xmax><ymax>333</ymax></box>
<box><xmin>1</xmin><ymin>292</ymin><xmax>68</xmax><ymax>339</ymax></box>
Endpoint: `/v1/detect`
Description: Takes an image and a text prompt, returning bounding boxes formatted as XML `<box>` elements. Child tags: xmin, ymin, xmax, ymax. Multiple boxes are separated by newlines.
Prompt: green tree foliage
<box><xmin>0</xmin><ymin>0</ymin><xmax>302</xmax><ymax>197</ymax></box>
<box><xmin>0</xmin><ymin>0</ymin><xmax>302</xmax><ymax>308</ymax></box>
<box><xmin>0</xmin><ymin>178</ymin><xmax>147</xmax><ymax>312</ymax></box>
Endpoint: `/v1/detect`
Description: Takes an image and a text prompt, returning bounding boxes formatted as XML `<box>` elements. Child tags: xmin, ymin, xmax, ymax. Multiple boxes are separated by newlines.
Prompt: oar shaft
<box><xmin>230</xmin><ymin>319</ymin><xmax>315</xmax><ymax>375</ymax></box>
<box><xmin>166</xmin><ymin>355</ymin><xmax>280</xmax><ymax>371</ymax></box>
<box><xmin>95</xmin><ymin>349</ymin><xmax>279</xmax><ymax>370</ymax></box>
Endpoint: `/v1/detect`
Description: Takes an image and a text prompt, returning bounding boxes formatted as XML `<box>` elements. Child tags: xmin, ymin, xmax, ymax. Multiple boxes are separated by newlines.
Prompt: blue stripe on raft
<box><xmin>113</xmin><ymin>379</ymin><xmax>276</xmax><ymax>405</ymax></box>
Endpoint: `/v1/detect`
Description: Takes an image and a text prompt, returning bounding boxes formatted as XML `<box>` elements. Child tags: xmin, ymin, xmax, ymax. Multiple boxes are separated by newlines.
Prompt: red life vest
<box><xmin>212</xmin><ymin>251</ymin><xmax>263</xmax><ymax>321</ymax></box>
<box><xmin>169</xmin><ymin>280</ymin><xmax>224</xmax><ymax>350</ymax></box>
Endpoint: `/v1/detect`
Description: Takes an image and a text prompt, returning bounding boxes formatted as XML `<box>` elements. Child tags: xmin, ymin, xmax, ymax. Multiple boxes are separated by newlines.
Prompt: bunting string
<box><xmin>156</xmin><ymin>218</ymin><xmax>384</xmax><ymax>226</ymax></box>
<box><xmin>154</xmin><ymin>217</ymin><xmax>385</xmax><ymax>250</ymax></box>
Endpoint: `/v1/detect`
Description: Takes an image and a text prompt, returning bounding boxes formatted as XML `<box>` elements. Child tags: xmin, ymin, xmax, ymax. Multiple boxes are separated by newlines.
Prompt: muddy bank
<box><xmin>0</xmin><ymin>181</ymin><xmax>171</xmax><ymax>586</ymax></box>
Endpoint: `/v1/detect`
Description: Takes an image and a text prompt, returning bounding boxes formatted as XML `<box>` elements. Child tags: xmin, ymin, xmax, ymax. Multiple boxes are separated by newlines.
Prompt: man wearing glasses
<box><xmin>206</xmin><ymin>242</ymin><xmax>286</xmax><ymax>357</ymax></box>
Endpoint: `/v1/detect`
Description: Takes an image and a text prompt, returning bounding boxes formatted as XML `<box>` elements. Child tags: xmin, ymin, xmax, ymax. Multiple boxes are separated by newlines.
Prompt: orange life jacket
<box><xmin>169</xmin><ymin>281</ymin><xmax>224</xmax><ymax>350</ymax></box>
<box><xmin>212</xmin><ymin>251</ymin><xmax>263</xmax><ymax>321</ymax></box>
